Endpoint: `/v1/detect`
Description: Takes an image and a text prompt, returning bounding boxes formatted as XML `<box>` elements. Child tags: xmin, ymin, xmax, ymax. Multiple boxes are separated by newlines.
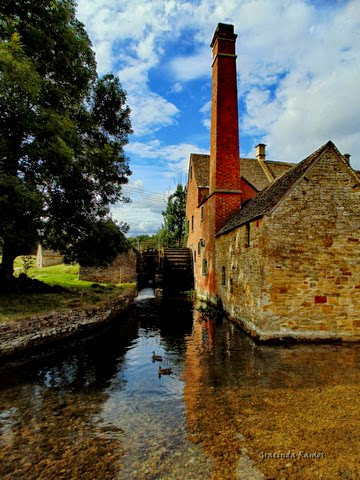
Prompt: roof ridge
<box><xmin>216</xmin><ymin>140</ymin><xmax>338</xmax><ymax>236</ymax></box>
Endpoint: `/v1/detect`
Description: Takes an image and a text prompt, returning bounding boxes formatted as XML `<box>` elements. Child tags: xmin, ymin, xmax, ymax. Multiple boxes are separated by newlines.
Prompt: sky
<box><xmin>76</xmin><ymin>0</ymin><xmax>360</xmax><ymax>237</ymax></box>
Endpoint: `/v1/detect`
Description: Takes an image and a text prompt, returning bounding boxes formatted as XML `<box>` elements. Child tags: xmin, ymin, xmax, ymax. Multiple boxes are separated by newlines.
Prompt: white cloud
<box><xmin>169</xmin><ymin>47</ymin><xmax>210</xmax><ymax>82</ymax></box>
<box><xmin>78</xmin><ymin>0</ymin><xmax>181</xmax><ymax>136</ymax></box>
<box><xmin>112</xmin><ymin>178</ymin><xmax>169</xmax><ymax>236</ymax></box>
<box><xmin>112</xmin><ymin>203</ymin><xmax>164</xmax><ymax>236</ymax></box>
<box><xmin>200</xmin><ymin>100</ymin><xmax>212</xmax><ymax>130</ymax></box>
<box><xmin>126</xmin><ymin>91</ymin><xmax>179</xmax><ymax>136</ymax></box>
<box><xmin>240</xmin><ymin>0</ymin><xmax>360</xmax><ymax>166</ymax></box>
<box><xmin>171</xmin><ymin>82</ymin><xmax>183</xmax><ymax>93</ymax></box>
<box><xmin>77</xmin><ymin>0</ymin><xmax>360</xmax><ymax>236</ymax></box>
<box><xmin>127</xmin><ymin>139</ymin><xmax>208</xmax><ymax>174</ymax></box>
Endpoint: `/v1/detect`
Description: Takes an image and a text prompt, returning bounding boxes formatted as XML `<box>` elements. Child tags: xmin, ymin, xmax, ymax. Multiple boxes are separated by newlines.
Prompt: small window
<box><xmin>198</xmin><ymin>241</ymin><xmax>201</xmax><ymax>256</ymax></box>
<box><xmin>229</xmin><ymin>278</ymin><xmax>233</xmax><ymax>293</ymax></box>
<box><xmin>202</xmin><ymin>259</ymin><xmax>208</xmax><ymax>276</ymax></box>
<box><xmin>221</xmin><ymin>266</ymin><xmax>226</xmax><ymax>285</ymax></box>
<box><xmin>245</xmin><ymin>223</ymin><xmax>250</xmax><ymax>247</ymax></box>
<box><xmin>191</xmin><ymin>215</ymin><xmax>194</xmax><ymax>232</ymax></box>
<box><xmin>201</xmin><ymin>206</ymin><xmax>204</xmax><ymax>221</ymax></box>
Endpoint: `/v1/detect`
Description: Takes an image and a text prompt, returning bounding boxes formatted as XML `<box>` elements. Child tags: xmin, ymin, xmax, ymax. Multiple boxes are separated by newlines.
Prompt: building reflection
<box><xmin>183</xmin><ymin>310</ymin><xmax>360</xmax><ymax>479</ymax></box>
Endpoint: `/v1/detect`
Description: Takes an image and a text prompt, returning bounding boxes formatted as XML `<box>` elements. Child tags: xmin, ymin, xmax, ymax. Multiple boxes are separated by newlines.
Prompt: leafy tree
<box><xmin>0</xmin><ymin>1</ymin><xmax>132</xmax><ymax>284</ymax></box>
<box><xmin>128</xmin><ymin>234</ymin><xmax>159</xmax><ymax>251</ymax></box>
<box><xmin>68</xmin><ymin>218</ymin><xmax>130</xmax><ymax>267</ymax></box>
<box><xmin>161</xmin><ymin>184</ymin><xmax>186</xmax><ymax>247</ymax></box>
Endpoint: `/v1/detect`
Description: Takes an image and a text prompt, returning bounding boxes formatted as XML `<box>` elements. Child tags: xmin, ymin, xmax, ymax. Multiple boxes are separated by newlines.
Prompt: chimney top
<box><xmin>210</xmin><ymin>23</ymin><xmax>237</xmax><ymax>47</ymax></box>
<box><xmin>256</xmin><ymin>143</ymin><xmax>266</xmax><ymax>161</ymax></box>
<box><xmin>344</xmin><ymin>153</ymin><xmax>351</xmax><ymax>164</ymax></box>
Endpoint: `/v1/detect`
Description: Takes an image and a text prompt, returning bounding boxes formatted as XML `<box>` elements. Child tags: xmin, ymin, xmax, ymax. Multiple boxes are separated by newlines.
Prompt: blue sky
<box><xmin>77</xmin><ymin>0</ymin><xmax>360</xmax><ymax>236</ymax></box>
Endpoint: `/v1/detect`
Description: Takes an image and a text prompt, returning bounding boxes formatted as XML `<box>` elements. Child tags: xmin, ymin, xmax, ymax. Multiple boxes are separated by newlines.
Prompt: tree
<box><xmin>0</xmin><ymin>1</ymin><xmax>132</xmax><ymax>284</ymax></box>
<box><xmin>67</xmin><ymin>218</ymin><xmax>130</xmax><ymax>267</ymax></box>
<box><xmin>161</xmin><ymin>184</ymin><xmax>187</xmax><ymax>247</ymax></box>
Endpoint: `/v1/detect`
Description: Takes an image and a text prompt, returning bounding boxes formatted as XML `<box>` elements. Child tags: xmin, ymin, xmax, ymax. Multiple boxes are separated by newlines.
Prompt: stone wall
<box><xmin>79</xmin><ymin>250</ymin><xmax>137</xmax><ymax>284</ymax></box>
<box><xmin>216</xmin><ymin>151</ymin><xmax>360</xmax><ymax>341</ymax></box>
<box><xmin>0</xmin><ymin>288</ymin><xmax>136</xmax><ymax>358</ymax></box>
<box><xmin>36</xmin><ymin>245</ymin><xmax>64</xmax><ymax>268</ymax></box>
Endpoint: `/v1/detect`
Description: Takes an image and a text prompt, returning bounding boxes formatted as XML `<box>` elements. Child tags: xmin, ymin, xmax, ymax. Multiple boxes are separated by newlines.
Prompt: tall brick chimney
<box><xmin>209</xmin><ymin>23</ymin><xmax>241</xmax><ymax>232</ymax></box>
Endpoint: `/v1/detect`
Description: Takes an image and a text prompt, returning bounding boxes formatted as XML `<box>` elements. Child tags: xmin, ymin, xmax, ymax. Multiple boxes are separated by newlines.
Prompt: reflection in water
<box><xmin>184</xmin><ymin>312</ymin><xmax>360</xmax><ymax>480</ymax></box>
<box><xmin>0</xmin><ymin>292</ymin><xmax>360</xmax><ymax>479</ymax></box>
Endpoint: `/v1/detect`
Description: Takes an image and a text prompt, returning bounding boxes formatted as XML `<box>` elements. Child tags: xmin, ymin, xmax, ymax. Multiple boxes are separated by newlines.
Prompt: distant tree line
<box><xmin>128</xmin><ymin>183</ymin><xmax>187</xmax><ymax>250</ymax></box>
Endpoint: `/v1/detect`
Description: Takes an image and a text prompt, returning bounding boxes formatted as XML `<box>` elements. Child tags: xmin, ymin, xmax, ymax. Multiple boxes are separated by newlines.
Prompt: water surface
<box><xmin>1</xmin><ymin>290</ymin><xmax>360</xmax><ymax>479</ymax></box>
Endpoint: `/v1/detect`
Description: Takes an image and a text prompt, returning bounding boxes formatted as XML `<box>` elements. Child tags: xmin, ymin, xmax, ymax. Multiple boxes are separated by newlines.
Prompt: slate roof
<box><xmin>216</xmin><ymin>140</ymin><xmax>355</xmax><ymax>236</ymax></box>
<box><xmin>190</xmin><ymin>154</ymin><xmax>210</xmax><ymax>186</ymax></box>
<box><xmin>190</xmin><ymin>154</ymin><xmax>295</xmax><ymax>190</ymax></box>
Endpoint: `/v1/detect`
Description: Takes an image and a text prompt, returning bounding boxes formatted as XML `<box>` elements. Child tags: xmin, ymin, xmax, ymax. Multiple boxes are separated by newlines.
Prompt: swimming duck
<box><xmin>152</xmin><ymin>351</ymin><xmax>163</xmax><ymax>362</ymax></box>
<box><xmin>158</xmin><ymin>366</ymin><xmax>172</xmax><ymax>376</ymax></box>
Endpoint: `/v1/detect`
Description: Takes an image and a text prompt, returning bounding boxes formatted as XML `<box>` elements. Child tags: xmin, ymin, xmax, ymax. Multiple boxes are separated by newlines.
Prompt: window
<box><xmin>198</xmin><ymin>241</ymin><xmax>202</xmax><ymax>256</ymax></box>
<box><xmin>245</xmin><ymin>223</ymin><xmax>250</xmax><ymax>247</ymax></box>
<box><xmin>202</xmin><ymin>259</ymin><xmax>208</xmax><ymax>276</ymax></box>
<box><xmin>191</xmin><ymin>215</ymin><xmax>194</xmax><ymax>232</ymax></box>
<box><xmin>201</xmin><ymin>206</ymin><xmax>204</xmax><ymax>221</ymax></box>
<box><xmin>221</xmin><ymin>266</ymin><xmax>226</xmax><ymax>285</ymax></box>
<box><xmin>229</xmin><ymin>278</ymin><xmax>233</xmax><ymax>293</ymax></box>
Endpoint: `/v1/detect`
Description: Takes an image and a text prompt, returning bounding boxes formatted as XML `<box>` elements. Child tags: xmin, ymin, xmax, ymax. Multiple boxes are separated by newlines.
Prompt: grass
<box><xmin>28</xmin><ymin>263</ymin><xmax>102</xmax><ymax>289</ymax></box>
<box><xmin>0</xmin><ymin>258</ymin><xmax>135</xmax><ymax>322</ymax></box>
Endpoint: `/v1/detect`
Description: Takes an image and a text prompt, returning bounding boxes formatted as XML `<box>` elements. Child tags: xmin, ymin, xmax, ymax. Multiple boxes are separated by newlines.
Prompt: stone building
<box><xmin>186</xmin><ymin>23</ymin><xmax>360</xmax><ymax>341</ymax></box>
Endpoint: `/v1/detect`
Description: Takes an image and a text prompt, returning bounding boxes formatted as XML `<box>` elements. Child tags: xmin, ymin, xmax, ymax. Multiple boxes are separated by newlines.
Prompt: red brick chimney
<box><xmin>209</xmin><ymin>23</ymin><xmax>241</xmax><ymax>232</ymax></box>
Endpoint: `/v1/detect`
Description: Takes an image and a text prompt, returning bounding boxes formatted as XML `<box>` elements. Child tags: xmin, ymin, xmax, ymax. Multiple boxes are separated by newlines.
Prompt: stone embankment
<box><xmin>0</xmin><ymin>288</ymin><xmax>136</xmax><ymax>359</ymax></box>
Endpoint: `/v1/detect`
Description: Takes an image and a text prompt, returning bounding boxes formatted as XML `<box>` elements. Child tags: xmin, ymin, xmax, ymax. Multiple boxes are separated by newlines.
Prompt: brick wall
<box><xmin>186</xmin><ymin>159</ymin><xmax>211</xmax><ymax>296</ymax></box>
<box><xmin>216</xmin><ymin>152</ymin><xmax>360</xmax><ymax>341</ymax></box>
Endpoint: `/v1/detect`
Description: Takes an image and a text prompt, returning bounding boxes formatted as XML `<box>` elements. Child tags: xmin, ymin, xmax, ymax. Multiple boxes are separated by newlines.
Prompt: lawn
<box><xmin>0</xmin><ymin>258</ymin><xmax>135</xmax><ymax>322</ymax></box>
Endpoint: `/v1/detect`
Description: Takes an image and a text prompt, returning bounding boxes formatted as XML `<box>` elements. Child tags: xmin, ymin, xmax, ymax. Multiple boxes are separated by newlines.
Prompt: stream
<box><xmin>1</xmin><ymin>288</ymin><xmax>360</xmax><ymax>479</ymax></box>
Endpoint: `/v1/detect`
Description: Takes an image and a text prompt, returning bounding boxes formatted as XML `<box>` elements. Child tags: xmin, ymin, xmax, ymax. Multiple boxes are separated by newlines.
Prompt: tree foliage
<box><xmin>128</xmin><ymin>233</ymin><xmax>160</xmax><ymax>252</ymax></box>
<box><xmin>67</xmin><ymin>218</ymin><xmax>130</xmax><ymax>267</ymax></box>
<box><xmin>0</xmin><ymin>1</ymin><xmax>132</xmax><ymax>282</ymax></box>
<box><xmin>161</xmin><ymin>184</ymin><xmax>187</xmax><ymax>247</ymax></box>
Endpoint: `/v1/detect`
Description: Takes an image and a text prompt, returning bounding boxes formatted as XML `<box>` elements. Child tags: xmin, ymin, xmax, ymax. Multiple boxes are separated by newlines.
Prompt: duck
<box><xmin>152</xmin><ymin>351</ymin><xmax>163</xmax><ymax>362</ymax></box>
<box><xmin>158</xmin><ymin>366</ymin><xmax>172</xmax><ymax>376</ymax></box>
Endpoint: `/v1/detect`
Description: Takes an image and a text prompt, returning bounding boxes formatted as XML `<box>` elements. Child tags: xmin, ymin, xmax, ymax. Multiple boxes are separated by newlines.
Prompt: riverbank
<box><xmin>0</xmin><ymin>287</ymin><xmax>136</xmax><ymax>359</ymax></box>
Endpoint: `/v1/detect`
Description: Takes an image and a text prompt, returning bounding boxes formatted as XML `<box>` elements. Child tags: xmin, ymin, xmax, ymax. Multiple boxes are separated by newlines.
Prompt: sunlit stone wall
<box><xmin>216</xmin><ymin>152</ymin><xmax>360</xmax><ymax>341</ymax></box>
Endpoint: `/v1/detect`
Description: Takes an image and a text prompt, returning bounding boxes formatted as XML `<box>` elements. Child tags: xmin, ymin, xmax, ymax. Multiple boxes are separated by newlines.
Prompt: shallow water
<box><xmin>1</xmin><ymin>291</ymin><xmax>360</xmax><ymax>479</ymax></box>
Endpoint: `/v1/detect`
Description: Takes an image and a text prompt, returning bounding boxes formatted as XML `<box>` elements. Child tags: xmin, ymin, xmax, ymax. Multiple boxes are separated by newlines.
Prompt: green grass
<box><xmin>28</xmin><ymin>263</ymin><xmax>99</xmax><ymax>288</ymax></box>
<box><xmin>0</xmin><ymin>258</ymin><xmax>135</xmax><ymax>322</ymax></box>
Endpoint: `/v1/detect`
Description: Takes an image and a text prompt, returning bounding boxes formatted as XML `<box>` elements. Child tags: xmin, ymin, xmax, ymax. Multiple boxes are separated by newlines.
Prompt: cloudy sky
<box><xmin>77</xmin><ymin>0</ymin><xmax>360</xmax><ymax>237</ymax></box>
